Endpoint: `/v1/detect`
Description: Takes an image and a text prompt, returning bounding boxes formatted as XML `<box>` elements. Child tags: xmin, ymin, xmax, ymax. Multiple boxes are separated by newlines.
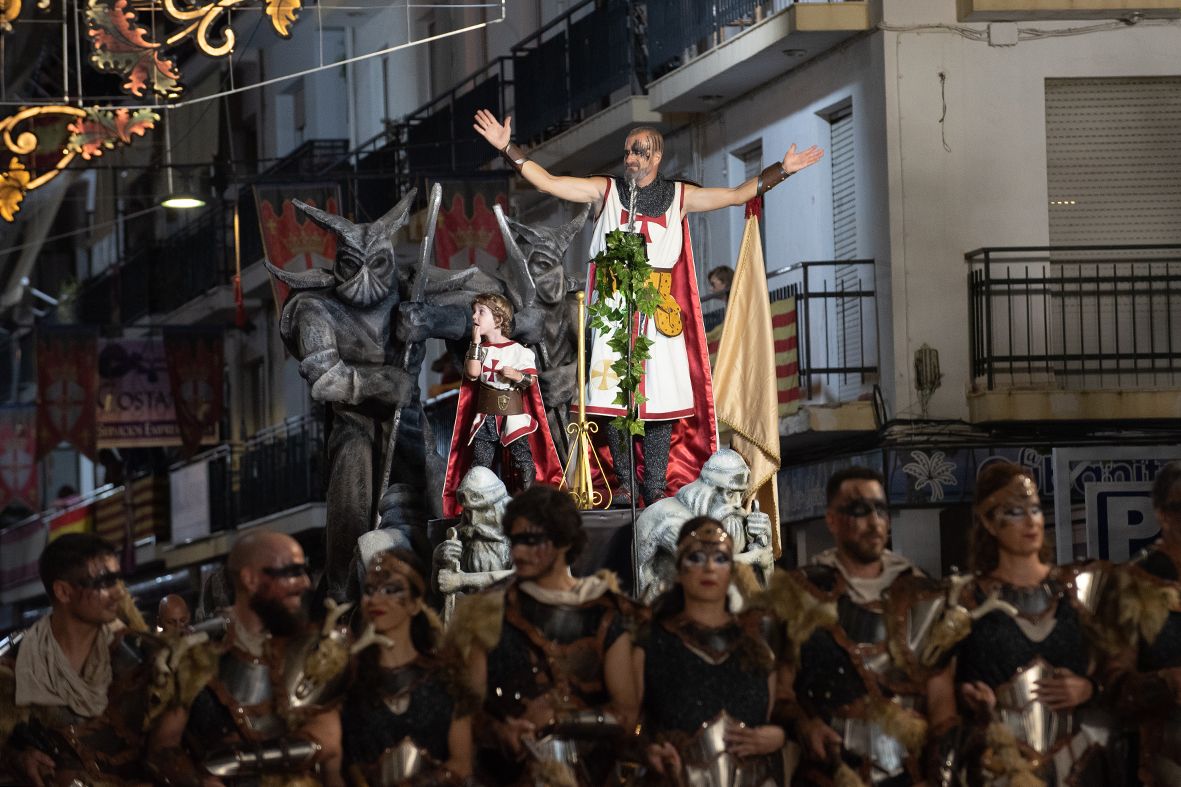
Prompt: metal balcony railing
<box><xmin>701</xmin><ymin>259</ymin><xmax>878</xmax><ymax>404</ymax></box>
<box><xmin>511</xmin><ymin>0</ymin><xmax>641</xmax><ymax>144</ymax></box>
<box><xmin>647</xmin><ymin>0</ymin><xmax>766</xmax><ymax>79</ymax></box>
<box><xmin>238</xmin><ymin>413</ymin><xmax>327</xmax><ymax>523</ymax></box>
<box><xmin>403</xmin><ymin>57</ymin><xmax>513</xmax><ymax>176</ymax></box>
<box><xmin>967</xmin><ymin>245</ymin><xmax>1181</xmax><ymax>391</ymax></box>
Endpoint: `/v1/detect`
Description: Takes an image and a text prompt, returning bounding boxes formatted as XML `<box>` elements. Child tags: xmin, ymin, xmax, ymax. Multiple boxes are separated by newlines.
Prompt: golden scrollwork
<box><xmin>561</xmin><ymin>293</ymin><xmax>613</xmax><ymax>510</ymax></box>
<box><xmin>164</xmin><ymin>0</ymin><xmax>301</xmax><ymax>57</ymax></box>
<box><xmin>0</xmin><ymin>105</ymin><xmax>158</xmax><ymax>221</ymax></box>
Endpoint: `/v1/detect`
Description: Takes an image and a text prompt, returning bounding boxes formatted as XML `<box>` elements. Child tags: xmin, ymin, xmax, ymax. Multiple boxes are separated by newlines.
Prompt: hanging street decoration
<box><xmin>0</xmin><ymin>106</ymin><xmax>159</xmax><ymax>221</ymax></box>
<box><xmin>86</xmin><ymin>0</ymin><xmax>183</xmax><ymax>99</ymax></box>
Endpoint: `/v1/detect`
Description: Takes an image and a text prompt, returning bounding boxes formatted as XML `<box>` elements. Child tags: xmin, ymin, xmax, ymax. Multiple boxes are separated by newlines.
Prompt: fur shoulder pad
<box><xmin>447</xmin><ymin>589</ymin><xmax>507</xmax><ymax>662</ymax></box>
<box><xmin>751</xmin><ymin>569</ymin><xmax>839</xmax><ymax>663</ymax></box>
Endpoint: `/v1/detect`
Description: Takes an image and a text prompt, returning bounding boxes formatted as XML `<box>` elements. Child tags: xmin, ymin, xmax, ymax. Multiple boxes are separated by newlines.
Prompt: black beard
<box><xmin>250</xmin><ymin>594</ymin><xmax>307</xmax><ymax>637</ymax></box>
<box><xmin>841</xmin><ymin>537</ymin><xmax>884</xmax><ymax>566</ymax></box>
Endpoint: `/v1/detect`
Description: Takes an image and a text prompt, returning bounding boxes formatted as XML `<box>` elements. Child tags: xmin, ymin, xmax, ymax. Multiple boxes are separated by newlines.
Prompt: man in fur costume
<box><xmin>0</xmin><ymin>533</ymin><xmax>161</xmax><ymax>787</ymax></box>
<box><xmin>147</xmin><ymin>531</ymin><xmax>350</xmax><ymax>786</ymax></box>
<box><xmin>1104</xmin><ymin>460</ymin><xmax>1181</xmax><ymax>786</ymax></box>
<box><xmin>450</xmin><ymin>484</ymin><xmax>641</xmax><ymax>786</ymax></box>
<box><xmin>761</xmin><ymin>466</ymin><xmax>957</xmax><ymax>786</ymax></box>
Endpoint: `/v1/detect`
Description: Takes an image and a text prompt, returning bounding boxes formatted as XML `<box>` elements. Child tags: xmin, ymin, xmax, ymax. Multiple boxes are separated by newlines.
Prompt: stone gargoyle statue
<box><xmin>633</xmin><ymin>449</ymin><xmax>774</xmax><ymax>602</ymax></box>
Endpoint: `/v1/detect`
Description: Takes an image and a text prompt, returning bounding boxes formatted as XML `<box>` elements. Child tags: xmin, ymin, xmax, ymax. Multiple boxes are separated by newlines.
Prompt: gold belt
<box><xmin>476</xmin><ymin>383</ymin><xmax>525</xmax><ymax>415</ymax></box>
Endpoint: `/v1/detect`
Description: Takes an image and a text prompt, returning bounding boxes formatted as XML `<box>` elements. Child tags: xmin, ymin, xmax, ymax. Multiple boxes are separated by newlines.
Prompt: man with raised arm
<box><xmin>474</xmin><ymin>110</ymin><xmax>822</xmax><ymax>505</ymax></box>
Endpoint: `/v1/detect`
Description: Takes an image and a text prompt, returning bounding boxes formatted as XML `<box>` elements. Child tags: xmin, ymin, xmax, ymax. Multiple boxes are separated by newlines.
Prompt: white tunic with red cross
<box><xmin>584</xmin><ymin>180</ymin><xmax>694</xmax><ymax>420</ymax></box>
<box><xmin>465</xmin><ymin>340</ymin><xmax>539</xmax><ymax>445</ymax></box>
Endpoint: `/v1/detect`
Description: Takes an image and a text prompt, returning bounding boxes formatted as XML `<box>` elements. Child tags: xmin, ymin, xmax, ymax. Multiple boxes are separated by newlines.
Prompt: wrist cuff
<box><xmin>756</xmin><ymin>162</ymin><xmax>790</xmax><ymax>197</ymax></box>
<box><xmin>501</xmin><ymin>142</ymin><xmax>529</xmax><ymax>173</ymax></box>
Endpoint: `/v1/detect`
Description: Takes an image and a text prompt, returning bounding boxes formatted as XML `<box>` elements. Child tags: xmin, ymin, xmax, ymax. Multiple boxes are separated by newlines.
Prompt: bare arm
<box><xmin>632</xmin><ymin>646</ymin><xmax>645</xmax><ymax>710</ymax></box>
<box><xmin>474</xmin><ymin>110</ymin><xmax>609</xmax><ymax>206</ymax></box>
<box><xmin>302</xmin><ymin>709</ymin><xmax>344</xmax><ymax>787</ymax></box>
<box><xmin>682</xmin><ymin>143</ymin><xmax>825</xmax><ymax>214</ymax></box>
<box><xmin>604</xmin><ymin>631</ymin><xmax>640</xmax><ymax>729</ymax></box>
<box><xmin>925</xmin><ymin>665</ymin><xmax>959</xmax><ymax>730</ymax></box>
<box><xmin>445</xmin><ymin>715</ymin><xmax>474</xmax><ymax>778</ymax></box>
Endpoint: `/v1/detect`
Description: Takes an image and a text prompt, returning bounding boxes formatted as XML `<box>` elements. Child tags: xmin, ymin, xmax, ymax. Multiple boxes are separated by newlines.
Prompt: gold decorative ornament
<box><xmin>561</xmin><ymin>292</ymin><xmax>611</xmax><ymax>510</ymax></box>
<box><xmin>163</xmin><ymin>0</ymin><xmax>302</xmax><ymax>57</ymax></box>
<box><xmin>0</xmin><ymin>105</ymin><xmax>158</xmax><ymax>221</ymax></box>
<box><xmin>0</xmin><ymin>0</ymin><xmax>20</xmax><ymax>33</ymax></box>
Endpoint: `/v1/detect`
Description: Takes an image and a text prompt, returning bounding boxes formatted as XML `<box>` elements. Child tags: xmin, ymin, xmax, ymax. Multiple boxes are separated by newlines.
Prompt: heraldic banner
<box><xmin>0</xmin><ymin>518</ymin><xmax>46</xmax><ymax>589</ymax></box>
<box><xmin>97</xmin><ymin>337</ymin><xmax>219</xmax><ymax>449</ymax></box>
<box><xmin>0</xmin><ymin>404</ymin><xmax>38</xmax><ymax>512</ymax></box>
<box><xmin>433</xmin><ymin>177</ymin><xmax>509</xmax><ymax>271</ymax></box>
<box><xmin>36</xmin><ymin>327</ymin><xmax>99</xmax><ymax>459</ymax></box>
<box><xmin>163</xmin><ymin>328</ymin><xmax>225</xmax><ymax>457</ymax></box>
<box><xmin>254</xmin><ymin>183</ymin><xmax>342</xmax><ymax>314</ymax></box>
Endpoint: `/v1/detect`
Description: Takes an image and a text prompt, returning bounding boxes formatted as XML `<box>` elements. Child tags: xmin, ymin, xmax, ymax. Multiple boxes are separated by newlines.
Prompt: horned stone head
<box><xmin>501</xmin><ymin>207</ymin><xmax>589</xmax><ymax>306</ymax></box>
<box><xmin>292</xmin><ymin>190</ymin><xmax>416</xmax><ymax>307</ymax></box>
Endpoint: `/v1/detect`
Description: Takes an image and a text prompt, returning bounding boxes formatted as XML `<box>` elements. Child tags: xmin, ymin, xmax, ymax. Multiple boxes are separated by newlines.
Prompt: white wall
<box><xmin>879</xmin><ymin>17</ymin><xmax>1181</xmax><ymax>419</ymax></box>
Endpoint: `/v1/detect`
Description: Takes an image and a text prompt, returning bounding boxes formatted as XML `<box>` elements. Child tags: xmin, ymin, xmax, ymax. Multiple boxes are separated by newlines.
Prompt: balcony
<box><xmin>161</xmin><ymin>413</ymin><xmax>328</xmax><ymax>568</ymax></box>
<box><xmin>402</xmin><ymin>58</ymin><xmax>513</xmax><ymax>177</ymax></box>
<box><xmin>957</xmin><ymin>0</ymin><xmax>1181</xmax><ymax>22</ymax></box>
<box><xmin>966</xmin><ymin>245</ymin><xmax>1181</xmax><ymax>422</ymax></box>
<box><xmin>645</xmin><ymin>0</ymin><xmax>874</xmax><ymax>113</ymax></box>
<box><xmin>513</xmin><ymin>0</ymin><xmax>662</xmax><ymax>175</ymax></box>
<box><xmin>702</xmin><ymin>259</ymin><xmax>880</xmax><ymax>453</ymax></box>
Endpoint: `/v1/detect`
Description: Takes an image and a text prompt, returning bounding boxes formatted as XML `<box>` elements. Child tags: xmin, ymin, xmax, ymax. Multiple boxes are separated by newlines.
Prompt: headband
<box><xmin>977</xmin><ymin>473</ymin><xmax>1037</xmax><ymax>517</ymax></box>
<box><xmin>674</xmin><ymin>522</ymin><xmax>732</xmax><ymax>565</ymax></box>
<box><xmin>368</xmin><ymin>553</ymin><xmax>426</xmax><ymax>596</ymax></box>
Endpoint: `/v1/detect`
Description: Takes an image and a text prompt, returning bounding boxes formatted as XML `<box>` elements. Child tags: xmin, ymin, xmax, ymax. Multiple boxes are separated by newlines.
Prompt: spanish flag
<box><xmin>47</xmin><ymin>502</ymin><xmax>94</xmax><ymax>542</ymax></box>
<box><xmin>713</xmin><ymin>201</ymin><xmax>782</xmax><ymax>556</ymax></box>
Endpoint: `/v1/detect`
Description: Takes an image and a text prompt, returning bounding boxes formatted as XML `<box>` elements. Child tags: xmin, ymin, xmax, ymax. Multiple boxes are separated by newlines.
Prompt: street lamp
<box><xmin>159</xmin><ymin>110</ymin><xmax>206</xmax><ymax>210</ymax></box>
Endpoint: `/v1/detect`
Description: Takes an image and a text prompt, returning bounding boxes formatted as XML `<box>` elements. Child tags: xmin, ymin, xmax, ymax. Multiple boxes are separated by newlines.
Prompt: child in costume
<box><xmin>442</xmin><ymin>293</ymin><xmax>562</xmax><ymax>517</ymax></box>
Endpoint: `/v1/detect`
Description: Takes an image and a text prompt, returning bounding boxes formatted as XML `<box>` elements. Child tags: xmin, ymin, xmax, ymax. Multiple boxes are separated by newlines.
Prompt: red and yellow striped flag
<box><xmin>771</xmin><ymin>297</ymin><xmax>801</xmax><ymax>417</ymax></box>
<box><xmin>47</xmin><ymin>503</ymin><xmax>93</xmax><ymax>542</ymax></box>
<box><xmin>713</xmin><ymin>206</ymin><xmax>782</xmax><ymax>556</ymax></box>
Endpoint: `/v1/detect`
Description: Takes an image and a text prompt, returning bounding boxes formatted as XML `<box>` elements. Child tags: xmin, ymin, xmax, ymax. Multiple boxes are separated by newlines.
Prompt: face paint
<box><xmin>675</xmin><ymin>522</ymin><xmax>733</xmax><ymax>569</ymax></box>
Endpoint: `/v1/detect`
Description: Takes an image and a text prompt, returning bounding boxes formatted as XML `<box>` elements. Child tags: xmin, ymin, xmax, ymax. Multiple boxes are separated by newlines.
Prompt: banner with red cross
<box><xmin>164</xmin><ymin>328</ymin><xmax>224</xmax><ymax>457</ymax></box>
<box><xmin>0</xmin><ymin>405</ymin><xmax>38</xmax><ymax>512</ymax></box>
<box><xmin>36</xmin><ymin>327</ymin><xmax>99</xmax><ymax>460</ymax></box>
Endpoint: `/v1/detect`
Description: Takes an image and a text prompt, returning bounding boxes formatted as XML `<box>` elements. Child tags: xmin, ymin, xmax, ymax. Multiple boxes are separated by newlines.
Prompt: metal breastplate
<box><xmin>1061</xmin><ymin>563</ymin><xmax>1112</xmax><ymax>616</ymax></box>
<box><xmin>372</xmin><ymin>738</ymin><xmax>443</xmax><ymax>786</ymax></box>
<box><xmin>995</xmin><ymin>658</ymin><xmax>1067</xmax><ymax>756</ymax></box>
<box><xmin>1001</xmin><ymin>581</ymin><xmax>1056</xmax><ymax>617</ymax></box>
<box><xmin>518</xmin><ymin>593</ymin><xmax>603</xmax><ymax>645</ymax></box>
<box><xmin>525</xmin><ymin>711</ymin><xmax>622</xmax><ymax>787</ymax></box>
<box><xmin>215</xmin><ymin>649</ymin><xmax>285</xmax><ymax>738</ymax></box>
<box><xmin>830</xmin><ymin>698</ymin><xmax>914</xmax><ymax>784</ymax></box>
<box><xmin>678</xmin><ymin>712</ymin><xmax>775</xmax><ymax>787</ymax></box>
<box><xmin>838</xmin><ymin>596</ymin><xmax>898</xmax><ymax>682</ymax></box>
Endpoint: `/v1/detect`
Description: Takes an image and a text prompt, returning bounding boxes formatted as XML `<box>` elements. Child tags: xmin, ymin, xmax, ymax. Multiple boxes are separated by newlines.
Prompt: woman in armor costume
<box><xmin>1102</xmin><ymin>460</ymin><xmax>1181</xmax><ymax>786</ymax></box>
<box><xmin>635</xmin><ymin>517</ymin><xmax>785</xmax><ymax>786</ymax></box>
<box><xmin>342</xmin><ymin>549</ymin><xmax>477</xmax><ymax>786</ymax></box>
<box><xmin>941</xmin><ymin>461</ymin><xmax>1121</xmax><ymax>787</ymax></box>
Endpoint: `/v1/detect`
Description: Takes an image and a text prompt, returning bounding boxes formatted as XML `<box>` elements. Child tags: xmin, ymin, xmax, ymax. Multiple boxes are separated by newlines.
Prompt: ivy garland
<box><xmin>587</xmin><ymin>229</ymin><xmax>662</xmax><ymax>436</ymax></box>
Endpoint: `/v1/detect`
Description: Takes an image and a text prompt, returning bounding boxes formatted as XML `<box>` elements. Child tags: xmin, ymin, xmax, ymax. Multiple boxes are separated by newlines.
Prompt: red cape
<box><xmin>582</xmin><ymin>200</ymin><xmax>719</xmax><ymax>499</ymax></box>
<box><xmin>442</xmin><ymin>377</ymin><xmax>565</xmax><ymax>517</ymax></box>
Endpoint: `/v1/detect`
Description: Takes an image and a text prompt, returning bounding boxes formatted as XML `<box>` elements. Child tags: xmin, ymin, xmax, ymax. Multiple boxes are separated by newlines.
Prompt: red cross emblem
<box><xmin>620</xmin><ymin>210</ymin><xmax>667</xmax><ymax>243</ymax></box>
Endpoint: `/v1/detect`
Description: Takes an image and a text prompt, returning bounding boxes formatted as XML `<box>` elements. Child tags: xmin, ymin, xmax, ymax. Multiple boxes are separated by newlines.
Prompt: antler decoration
<box><xmin>918</xmin><ymin>575</ymin><xmax>1018</xmax><ymax>668</ymax></box>
<box><xmin>349</xmin><ymin>622</ymin><xmax>394</xmax><ymax>655</ymax></box>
